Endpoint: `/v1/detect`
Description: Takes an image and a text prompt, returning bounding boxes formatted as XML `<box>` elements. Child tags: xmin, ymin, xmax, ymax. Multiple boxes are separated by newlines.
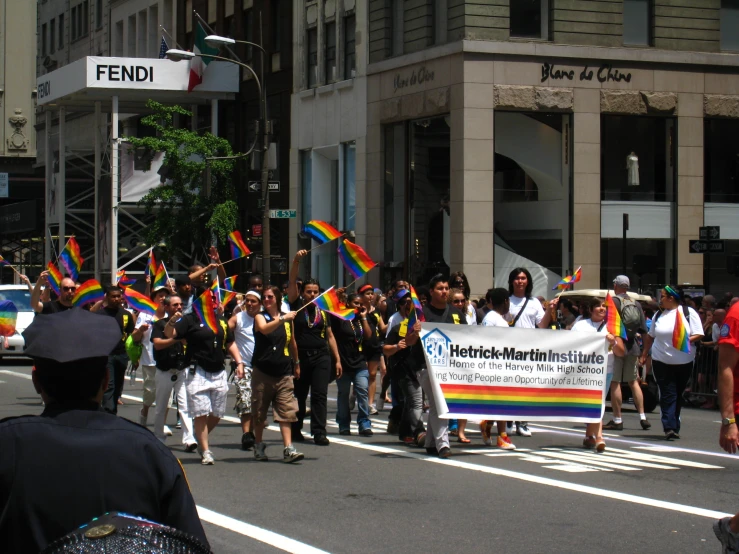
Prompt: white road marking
<box><xmin>603</xmin><ymin>447</ymin><xmax>723</xmax><ymax>470</ymax></box>
<box><xmin>543</xmin><ymin>464</ymin><xmax>598</xmax><ymax>473</ymax></box>
<box><xmin>0</xmin><ymin>369</ymin><xmax>31</xmax><ymax>380</ymax></box>
<box><xmin>198</xmin><ymin>506</ymin><xmax>330</xmax><ymax>554</ymax></box>
<box><xmin>530</xmin><ymin>423</ymin><xmax>619</xmax><ymax>437</ymax></box>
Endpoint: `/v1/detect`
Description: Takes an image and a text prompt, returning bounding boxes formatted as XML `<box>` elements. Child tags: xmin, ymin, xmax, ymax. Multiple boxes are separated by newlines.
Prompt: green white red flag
<box><xmin>188</xmin><ymin>22</ymin><xmax>219</xmax><ymax>92</ymax></box>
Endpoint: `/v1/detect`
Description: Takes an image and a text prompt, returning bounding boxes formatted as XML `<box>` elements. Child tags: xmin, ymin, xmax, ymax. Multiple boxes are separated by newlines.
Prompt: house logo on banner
<box><xmin>422</xmin><ymin>328</ymin><xmax>451</xmax><ymax>367</ymax></box>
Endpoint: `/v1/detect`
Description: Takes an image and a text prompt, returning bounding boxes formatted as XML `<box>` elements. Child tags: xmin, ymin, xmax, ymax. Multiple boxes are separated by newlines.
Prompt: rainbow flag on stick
<box><xmin>0</xmin><ymin>255</ymin><xmax>11</xmax><ymax>268</ymax></box>
<box><xmin>192</xmin><ymin>289</ymin><xmax>219</xmax><ymax>335</ymax></box>
<box><xmin>553</xmin><ymin>267</ymin><xmax>582</xmax><ymax>291</ymax></box>
<box><xmin>338</xmin><ymin>239</ymin><xmax>376</xmax><ymax>280</ymax></box>
<box><xmin>604</xmin><ymin>292</ymin><xmax>627</xmax><ymax>339</ymax></box>
<box><xmin>123</xmin><ymin>287</ymin><xmax>159</xmax><ymax>315</ymax></box>
<box><xmin>0</xmin><ymin>300</ymin><xmax>18</xmax><ymax>337</ymax></box>
<box><xmin>72</xmin><ymin>279</ymin><xmax>105</xmax><ymax>307</ymax></box>
<box><xmin>210</xmin><ymin>278</ymin><xmax>221</xmax><ymax>307</ymax></box>
<box><xmin>409</xmin><ymin>285</ymin><xmax>426</xmax><ymax>322</ymax></box>
<box><xmin>227</xmin><ymin>231</ymin><xmax>251</xmax><ymax>260</ymax></box>
<box><xmin>303</xmin><ymin>220</ymin><xmax>343</xmax><ymax>244</ymax></box>
<box><xmin>145</xmin><ymin>249</ymin><xmax>158</xmax><ymax>278</ymax></box>
<box><xmin>312</xmin><ymin>286</ymin><xmax>355</xmax><ymax>320</ymax></box>
<box><xmin>59</xmin><ymin>237</ymin><xmax>84</xmax><ymax>281</ymax></box>
<box><xmin>46</xmin><ymin>262</ymin><xmax>63</xmax><ymax>296</ymax></box>
<box><xmin>153</xmin><ymin>262</ymin><xmax>169</xmax><ymax>290</ymax></box>
<box><xmin>223</xmin><ymin>276</ymin><xmax>237</xmax><ymax>291</ymax></box>
<box><xmin>672</xmin><ymin>310</ymin><xmax>691</xmax><ymax>353</ymax></box>
<box><xmin>116</xmin><ymin>270</ymin><xmax>136</xmax><ymax>287</ymax></box>
<box><xmin>221</xmin><ymin>290</ymin><xmax>238</xmax><ymax>306</ymax></box>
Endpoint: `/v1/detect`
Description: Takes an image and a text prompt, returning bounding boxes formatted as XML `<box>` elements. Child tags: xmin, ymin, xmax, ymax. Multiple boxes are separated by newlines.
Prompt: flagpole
<box><xmin>217</xmin><ymin>256</ymin><xmax>248</xmax><ymax>267</ymax></box>
<box><xmin>158</xmin><ymin>25</ymin><xmax>183</xmax><ymax>49</ymax></box>
<box><xmin>294</xmin><ymin>286</ymin><xmax>335</xmax><ymax>315</ymax></box>
<box><xmin>304</xmin><ymin>235</ymin><xmax>344</xmax><ymax>254</ymax></box>
<box><xmin>192</xmin><ymin>10</ymin><xmax>241</xmax><ymax>62</ymax></box>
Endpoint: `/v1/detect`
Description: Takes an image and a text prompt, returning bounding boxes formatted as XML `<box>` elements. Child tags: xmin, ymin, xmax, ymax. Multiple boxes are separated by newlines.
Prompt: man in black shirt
<box><xmin>31</xmin><ymin>271</ymin><xmax>76</xmax><ymax>314</ymax></box>
<box><xmin>0</xmin><ymin>308</ymin><xmax>208</xmax><ymax>552</ymax></box>
<box><xmin>99</xmin><ymin>286</ymin><xmax>135</xmax><ymax>415</ymax></box>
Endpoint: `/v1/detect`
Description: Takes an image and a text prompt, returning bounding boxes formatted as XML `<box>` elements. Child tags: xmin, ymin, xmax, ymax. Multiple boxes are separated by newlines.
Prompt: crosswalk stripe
<box><xmin>537</xmin><ymin>450</ymin><xmax>641</xmax><ymax>471</ymax></box>
<box><xmin>603</xmin><ymin>446</ymin><xmax>723</xmax><ymax>469</ymax></box>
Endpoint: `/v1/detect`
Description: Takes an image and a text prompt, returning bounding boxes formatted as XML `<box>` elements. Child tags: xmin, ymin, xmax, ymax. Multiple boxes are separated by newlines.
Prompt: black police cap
<box><xmin>23</xmin><ymin>308</ymin><xmax>122</xmax><ymax>363</ymax></box>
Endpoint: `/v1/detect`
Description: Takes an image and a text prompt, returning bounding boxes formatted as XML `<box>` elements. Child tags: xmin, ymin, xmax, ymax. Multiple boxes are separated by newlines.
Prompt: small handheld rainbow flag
<box><xmin>145</xmin><ymin>249</ymin><xmax>158</xmax><ymax>278</ymax></box>
<box><xmin>604</xmin><ymin>292</ymin><xmax>627</xmax><ymax>339</ymax></box>
<box><xmin>0</xmin><ymin>300</ymin><xmax>18</xmax><ymax>337</ymax></box>
<box><xmin>116</xmin><ymin>270</ymin><xmax>136</xmax><ymax>287</ymax></box>
<box><xmin>192</xmin><ymin>290</ymin><xmax>219</xmax><ymax>335</ymax></box>
<box><xmin>672</xmin><ymin>309</ymin><xmax>691</xmax><ymax>353</ymax></box>
<box><xmin>0</xmin><ymin>255</ymin><xmax>11</xmax><ymax>268</ymax></box>
<box><xmin>123</xmin><ymin>287</ymin><xmax>159</xmax><ymax>315</ymax></box>
<box><xmin>227</xmin><ymin>231</ymin><xmax>251</xmax><ymax>260</ymax></box>
<box><xmin>46</xmin><ymin>262</ymin><xmax>63</xmax><ymax>296</ymax></box>
<box><xmin>303</xmin><ymin>220</ymin><xmax>343</xmax><ymax>244</ymax></box>
<box><xmin>338</xmin><ymin>239</ymin><xmax>376</xmax><ymax>280</ymax></box>
<box><xmin>153</xmin><ymin>262</ymin><xmax>169</xmax><ymax>290</ymax></box>
<box><xmin>72</xmin><ymin>279</ymin><xmax>105</xmax><ymax>306</ymax></box>
<box><xmin>553</xmin><ymin>267</ymin><xmax>582</xmax><ymax>291</ymax></box>
<box><xmin>223</xmin><ymin>276</ymin><xmax>237</xmax><ymax>291</ymax></box>
<box><xmin>210</xmin><ymin>278</ymin><xmax>221</xmax><ymax>307</ymax></box>
<box><xmin>409</xmin><ymin>285</ymin><xmax>426</xmax><ymax>322</ymax></box>
<box><xmin>59</xmin><ymin>237</ymin><xmax>84</xmax><ymax>280</ymax></box>
<box><xmin>312</xmin><ymin>286</ymin><xmax>355</xmax><ymax>320</ymax></box>
<box><xmin>221</xmin><ymin>290</ymin><xmax>238</xmax><ymax>306</ymax></box>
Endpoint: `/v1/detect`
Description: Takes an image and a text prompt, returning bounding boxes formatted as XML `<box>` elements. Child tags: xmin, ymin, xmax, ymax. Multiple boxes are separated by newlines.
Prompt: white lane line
<box><xmin>0</xmin><ymin>369</ymin><xmax>32</xmax><ymax>380</ymax></box>
<box><xmin>543</xmin><ymin>464</ymin><xmax>598</xmax><ymax>473</ymax></box>
<box><xmin>536</xmin><ymin>450</ymin><xmax>641</xmax><ymax>471</ymax></box>
<box><xmin>603</xmin><ymin>447</ymin><xmax>723</xmax><ymax>469</ymax></box>
<box><xmin>530</xmin><ymin>423</ymin><xmax>619</xmax><ymax>437</ymax></box>
<box><xmin>198</xmin><ymin>506</ymin><xmax>330</xmax><ymax>554</ymax></box>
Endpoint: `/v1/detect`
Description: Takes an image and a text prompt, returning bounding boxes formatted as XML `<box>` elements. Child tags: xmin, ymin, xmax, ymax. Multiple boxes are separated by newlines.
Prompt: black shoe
<box><xmin>184</xmin><ymin>442</ymin><xmax>199</xmax><ymax>453</ymax></box>
<box><xmin>640</xmin><ymin>419</ymin><xmax>652</xmax><ymax>430</ymax></box>
<box><xmin>293</xmin><ymin>432</ymin><xmax>306</xmax><ymax>442</ymax></box>
<box><xmin>673</xmin><ymin>432</ymin><xmax>680</xmax><ymax>439</ymax></box>
<box><xmin>603</xmin><ymin>420</ymin><xmax>623</xmax><ymax>431</ymax></box>
<box><xmin>387</xmin><ymin>420</ymin><xmax>399</xmax><ymax>435</ymax></box>
<box><xmin>665</xmin><ymin>430</ymin><xmax>677</xmax><ymax>441</ymax></box>
<box><xmin>241</xmin><ymin>432</ymin><xmax>255</xmax><ymax>451</ymax></box>
<box><xmin>314</xmin><ymin>434</ymin><xmax>330</xmax><ymax>445</ymax></box>
<box><xmin>359</xmin><ymin>428</ymin><xmax>373</xmax><ymax>437</ymax></box>
<box><xmin>339</xmin><ymin>429</ymin><xmax>351</xmax><ymax>436</ymax></box>
<box><xmin>425</xmin><ymin>446</ymin><xmax>439</xmax><ymax>456</ymax></box>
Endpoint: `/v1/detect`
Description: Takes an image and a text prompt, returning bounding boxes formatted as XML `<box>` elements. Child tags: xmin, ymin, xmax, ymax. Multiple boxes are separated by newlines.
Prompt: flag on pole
<box><xmin>672</xmin><ymin>310</ymin><xmax>691</xmax><ymax>353</ymax></box>
<box><xmin>0</xmin><ymin>301</ymin><xmax>18</xmax><ymax>337</ymax></box>
<box><xmin>227</xmin><ymin>231</ymin><xmax>251</xmax><ymax>260</ymax></box>
<box><xmin>312</xmin><ymin>286</ymin><xmax>356</xmax><ymax>320</ymax></box>
<box><xmin>210</xmin><ymin>278</ymin><xmax>221</xmax><ymax>308</ymax></box>
<box><xmin>223</xmin><ymin>276</ymin><xmax>237</xmax><ymax>291</ymax></box>
<box><xmin>145</xmin><ymin>249</ymin><xmax>157</xmax><ymax>278</ymax></box>
<box><xmin>153</xmin><ymin>262</ymin><xmax>169</xmax><ymax>290</ymax></box>
<box><xmin>123</xmin><ymin>287</ymin><xmax>159</xmax><ymax>315</ymax></box>
<box><xmin>46</xmin><ymin>262</ymin><xmax>63</xmax><ymax>296</ymax></box>
<box><xmin>188</xmin><ymin>22</ymin><xmax>219</xmax><ymax>92</ymax></box>
<box><xmin>0</xmin><ymin>255</ymin><xmax>11</xmax><ymax>268</ymax></box>
<box><xmin>72</xmin><ymin>279</ymin><xmax>105</xmax><ymax>307</ymax></box>
<box><xmin>337</xmin><ymin>239</ymin><xmax>376</xmax><ymax>280</ymax></box>
<box><xmin>192</xmin><ymin>290</ymin><xmax>219</xmax><ymax>334</ymax></box>
<box><xmin>158</xmin><ymin>36</ymin><xmax>169</xmax><ymax>59</ymax></box>
<box><xmin>553</xmin><ymin>267</ymin><xmax>582</xmax><ymax>291</ymax></box>
<box><xmin>604</xmin><ymin>292</ymin><xmax>628</xmax><ymax>340</ymax></box>
<box><xmin>409</xmin><ymin>285</ymin><xmax>426</xmax><ymax>322</ymax></box>
<box><xmin>116</xmin><ymin>270</ymin><xmax>136</xmax><ymax>287</ymax></box>
<box><xmin>303</xmin><ymin>220</ymin><xmax>343</xmax><ymax>244</ymax></box>
<box><xmin>59</xmin><ymin>237</ymin><xmax>83</xmax><ymax>281</ymax></box>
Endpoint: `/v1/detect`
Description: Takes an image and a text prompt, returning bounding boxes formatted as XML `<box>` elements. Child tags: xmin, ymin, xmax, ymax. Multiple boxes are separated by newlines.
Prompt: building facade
<box><xmin>357</xmin><ymin>0</ymin><xmax>739</xmax><ymax>298</ymax></box>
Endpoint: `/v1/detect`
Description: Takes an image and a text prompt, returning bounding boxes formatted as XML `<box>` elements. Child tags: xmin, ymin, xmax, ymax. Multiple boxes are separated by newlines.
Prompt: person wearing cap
<box><xmin>31</xmin><ymin>271</ymin><xmax>76</xmax><ymax>314</ymax></box>
<box><xmin>287</xmin><ymin>250</ymin><xmax>342</xmax><ymax>446</ymax></box>
<box><xmin>228</xmin><ymin>289</ymin><xmax>262</xmax><ymax>451</ymax></box>
<box><xmin>359</xmin><ymin>283</ymin><xmax>387</xmax><ymax>415</ymax></box>
<box><xmin>132</xmin><ymin>283</ymin><xmax>169</xmax><ymax>428</ymax></box>
<box><xmin>604</xmin><ymin>275</ymin><xmax>650</xmax><ymax>431</ymax></box>
<box><xmin>0</xmin><ymin>309</ymin><xmax>208</xmax><ymax>552</ymax></box>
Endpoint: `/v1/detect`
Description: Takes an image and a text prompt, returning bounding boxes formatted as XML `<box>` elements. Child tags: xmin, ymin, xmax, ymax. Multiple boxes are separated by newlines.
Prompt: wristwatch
<box><xmin>722</xmin><ymin>417</ymin><xmax>736</xmax><ymax>426</ymax></box>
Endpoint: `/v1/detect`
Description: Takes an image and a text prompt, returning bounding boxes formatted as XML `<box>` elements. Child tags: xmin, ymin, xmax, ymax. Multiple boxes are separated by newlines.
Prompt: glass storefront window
<box><xmin>601</xmin><ymin>115</ymin><xmax>676</xmax><ymax>202</ymax></box>
<box><xmin>300</xmin><ymin>150</ymin><xmax>312</xmax><ymax>226</ymax></box>
<box><xmin>600</xmin><ymin>238</ymin><xmax>674</xmax><ymax>294</ymax></box>
<box><xmin>343</xmin><ymin>142</ymin><xmax>356</xmax><ymax>231</ymax></box>
<box><xmin>706</xmin><ymin>241</ymin><xmax>739</xmax><ymax>296</ymax></box>
<box><xmin>705</xmin><ymin>119</ymin><xmax>739</xmax><ymax>203</ymax></box>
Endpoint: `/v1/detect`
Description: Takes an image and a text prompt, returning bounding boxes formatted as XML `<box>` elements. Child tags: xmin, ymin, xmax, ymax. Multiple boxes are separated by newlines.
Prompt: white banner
<box><xmin>420</xmin><ymin>323</ymin><xmax>608</xmax><ymax>423</ymax></box>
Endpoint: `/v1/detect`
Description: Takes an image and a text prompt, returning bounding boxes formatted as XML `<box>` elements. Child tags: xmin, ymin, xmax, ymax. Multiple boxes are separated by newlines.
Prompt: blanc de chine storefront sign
<box><xmin>541</xmin><ymin>62</ymin><xmax>632</xmax><ymax>84</ymax></box>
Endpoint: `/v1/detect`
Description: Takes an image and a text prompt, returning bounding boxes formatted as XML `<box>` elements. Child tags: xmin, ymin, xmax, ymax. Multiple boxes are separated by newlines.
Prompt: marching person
<box><xmin>228</xmin><ymin>290</ymin><xmax>261</xmax><ymax>451</ymax></box>
<box><xmin>151</xmin><ymin>295</ymin><xmax>196</xmax><ymax>451</ymax></box>
<box><xmin>0</xmin><ymin>309</ymin><xmax>207</xmax><ymax>551</ymax></box>
<box><xmin>639</xmin><ymin>286</ymin><xmax>703</xmax><ymax>440</ymax></box>
<box><xmin>31</xmin><ymin>272</ymin><xmax>76</xmax><ymax>314</ymax></box>
<box><xmin>98</xmin><ymin>286</ymin><xmax>135</xmax><ymax>416</ymax></box>
<box><xmin>165</xmin><ymin>288</ymin><xmax>240</xmax><ymax>465</ymax></box>
<box><xmin>287</xmin><ymin>250</ymin><xmax>342</xmax><ymax>446</ymax></box>
<box><xmin>449</xmin><ymin>287</ymin><xmax>473</xmax><ymax>442</ymax></box>
<box><xmin>358</xmin><ymin>283</ymin><xmax>387</xmax><ymax>415</ymax></box>
<box><xmin>251</xmin><ymin>286</ymin><xmax>304</xmax><ymax>463</ymax></box>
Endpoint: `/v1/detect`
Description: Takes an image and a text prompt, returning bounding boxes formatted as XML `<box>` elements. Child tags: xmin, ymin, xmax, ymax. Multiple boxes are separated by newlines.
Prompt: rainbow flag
<box><xmin>406</xmin><ymin>304</ymin><xmax>419</xmax><ymax>329</ymax></box>
<box><xmin>59</xmin><ymin>237</ymin><xmax>83</xmax><ymax>280</ymax></box>
<box><xmin>123</xmin><ymin>287</ymin><xmax>158</xmax><ymax>315</ymax></box>
<box><xmin>440</xmin><ymin>384</ymin><xmax>604</xmax><ymax>419</ymax></box>
<box><xmin>145</xmin><ymin>249</ymin><xmax>158</xmax><ymax>278</ymax></box>
<box><xmin>604</xmin><ymin>292</ymin><xmax>627</xmax><ymax>339</ymax></box>
<box><xmin>0</xmin><ymin>255</ymin><xmax>11</xmax><ymax>268</ymax></box>
<box><xmin>72</xmin><ymin>279</ymin><xmax>105</xmax><ymax>307</ymax></box>
<box><xmin>192</xmin><ymin>290</ymin><xmax>219</xmax><ymax>335</ymax></box>
<box><xmin>0</xmin><ymin>300</ymin><xmax>18</xmax><ymax>337</ymax></box>
<box><xmin>337</xmin><ymin>239</ymin><xmax>376</xmax><ymax>280</ymax></box>
<box><xmin>210</xmin><ymin>278</ymin><xmax>221</xmax><ymax>307</ymax></box>
<box><xmin>313</xmin><ymin>286</ymin><xmax>355</xmax><ymax>320</ymax></box>
<box><xmin>116</xmin><ymin>270</ymin><xmax>136</xmax><ymax>287</ymax></box>
<box><xmin>553</xmin><ymin>267</ymin><xmax>582</xmax><ymax>290</ymax></box>
<box><xmin>46</xmin><ymin>262</ymin><xmax>63</xmax><ymax>296</ymax></box>
<box><xmin>303</xmin><ymin>220</ymin><xmax>343</xmax><ymax>244</ymax></box>
<box><xmin>409</xmin><ymin>285</ymin><xmax>426</xmax><ymax>322</ymax></box>
<box><xmin>672</xmin><ymin>309</ymin><xmax>691</xmax><ymax>353</ymax></box>
<box><xmin>227</xmin><ymin>231</ymin><xmax>251</xmax><ymax>260</ymax></box>
<box><xmin>221</xmin><ymin>290</ymin><xmax>238</xmax><ymax>306</ymax></box>
<box><xmin>153</xmin><ymin>262</ymin><xmax>169</xmax><ymax>290</ymax></box>
<box><xmin>223</xmin><ymin>276</ymin><xmax>237</xmax><ymax>291</ymax></box>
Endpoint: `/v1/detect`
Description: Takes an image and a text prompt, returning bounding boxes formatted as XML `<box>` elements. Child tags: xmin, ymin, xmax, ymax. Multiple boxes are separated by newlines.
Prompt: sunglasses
<box><xmin>62</xmin><ymin>286</ymin><xmax>76</xmax><ymax>291</ymax></box>
<box><xmin>452</xmin><ymin>299</ymin><xmax>465</xmax><ymax>304</ymax></box>
<box><xmin>263</xmin><ymin>295</ymin><xmax>276</xmax><ymax>300</ymax></box>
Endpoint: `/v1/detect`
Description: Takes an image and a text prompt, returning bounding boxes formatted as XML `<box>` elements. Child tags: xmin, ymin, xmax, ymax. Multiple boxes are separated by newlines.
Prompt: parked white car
<box><xmin>0</xmin><ymin>285</ymin><xmax>34</xmax><ymax>359</ymax></box>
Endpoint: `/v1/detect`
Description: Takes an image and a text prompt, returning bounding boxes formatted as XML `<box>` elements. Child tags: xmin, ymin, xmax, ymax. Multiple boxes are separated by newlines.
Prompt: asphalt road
<box><xmin>1</xmin><ymin>357</ymin><xmax>736</xmax><ymax>553</ymax></box>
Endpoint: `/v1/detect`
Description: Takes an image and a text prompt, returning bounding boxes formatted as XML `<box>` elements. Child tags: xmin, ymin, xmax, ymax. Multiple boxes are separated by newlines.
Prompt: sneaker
<box><xmin>506</xmin><ymin>422</ymin><xmax>514</xmax><ymax>435</ymax></box>
<box><xmin>665</xmin><ymin>430</ymin><xmax>678</xmax><ymax>441</ymax></box>
<box><xmin>138</xmin><ymin>409</ymin><xmax>147</xmax><ymax>426</ymax></box>
<box><xmin>583</xmin><ymin>436</ymin><xmax>597</xmax><ymax>449</ymax></box>
<box><xmin>603</xmin><ymin>420</ymin><xmax>623</xmax><ymax>431</ymax></box>
<box><xmin>314</xmin><ymin>435</ymin><xmax>330</xmax><ymax>446</ymax></box>
<box><xmin>415</xmin><ymin>432</ymin><xmax>427</xmax><ymax>447</ymax></box>
<box><xmin>516</xmin><ymin>423</ymin><xmax>532</xmax><ymax>437</ymax></box>
<box><xmin>386</xmin><ymin>421</ymin><xmax>399</xmax><ymax>435</ymax></box>
<box><xmin>359</xmin><ymin>428</ymin><xmax>373</xmax><ymax>437</ymax></box>
<box><xmin>425</xmin><ymin>446</ymin><xmax>439</xmax><ymax>456</ymax></box>
<box><xmin>184</xmin><ymin>442</ymin><xmax>198</xmax><ymax>453</ymax></box>
<box><xmin>241</xmin><ymin>431</ymin><xmax>255</xmax><ymax>451</ymax></box>
<box><xmin>438</xmin><ymin>446</ymin><xmax>452</xmax><ymax>459</ymax></box>
<box><xmin>293</xmin><ymin>432</ymin><xmax>306</xmax><ymax>442</ymax></box>
<box><xmin>163</xmin><ymin>425</ymin><xmax>173</xmax><ymax>437</ymax></box>
<box><xmin>497</xmin><ymin>434</ymin><xmax>516</xmax><ymax>450</ymax></box>
<box><xmin>369</xmin><ymin>405</ymin><xmax>379</xmax><ymax>415</ymax></box>
<box><xmin>480</xmin><ymin>421</ymin><xmax>492</xmax><ymax>446</ymax></box>
<box><xmin>713</xmin><ymin>517</ymin><xmax>739</xmax><ymax>553</ymax></box>
<box><xmin>339</xmin><ymin>429</ymin><xmax>351</xmax><ymax>436</ymax></box>
<box><xmin>640</xmin><ymin>419</ymin><xmax>652</xmax><ymax>430</ymax></box>
<box><xmin>254</xmin><ymin>442</ymin><xmax>268</xmax><ymax>461</ymax></box>
<box><xmin>201</xmin><ymin>450</ymin><xmax>215</xmax><ymax>465</ymax></box>
<box><xmin>283</xmin><ymin>445</ymin><xmax>304</xmax><ymax>464</ymax></box>
<box><xmin>402</xmin><ymin>436</ymin><xmax>415</xmax><ymax>445</ymax></box>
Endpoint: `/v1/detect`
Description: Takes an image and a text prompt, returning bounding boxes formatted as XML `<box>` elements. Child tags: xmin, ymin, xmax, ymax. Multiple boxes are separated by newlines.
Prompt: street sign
<box><xmin>269</xmin><ymin>209</ymin><xmax>297</xmax><ymax>219</ymax></box>
<box><xmin>699</xmin><ymin>226</ymin><xmax>720</xmax><ymax>240</ymax></box>
<box><xmin>689</xmin><ymin>239</ymin><xmax>725</xmax><ymax>254</ymax></box>
<box><xmin>252</xmin><ymin>224</ymin><xmax>262</xmax><ymax>237</ymax></box>
<box><xmin>248</xmin><ymin>181</ymin><xmax>280</xmax><ymax>193</ymax></box>
<box><xmin>0</xmin><ymin>173</ymin><xmax>8</xmax><ymax>198</ymax></box>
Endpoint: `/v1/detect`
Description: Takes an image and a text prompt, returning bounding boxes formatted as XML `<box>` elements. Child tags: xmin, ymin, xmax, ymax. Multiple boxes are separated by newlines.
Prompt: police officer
<box><xmin>0</xmin><ymin>309</ymin><xmax>207</xmax><ymax>552</ymax></box>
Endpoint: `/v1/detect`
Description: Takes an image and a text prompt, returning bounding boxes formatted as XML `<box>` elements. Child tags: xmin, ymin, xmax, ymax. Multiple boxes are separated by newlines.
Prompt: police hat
<box><xmin>23</xmin><ymin>308</ymin><xmax>122</xmax><ymax>363</ymax></box>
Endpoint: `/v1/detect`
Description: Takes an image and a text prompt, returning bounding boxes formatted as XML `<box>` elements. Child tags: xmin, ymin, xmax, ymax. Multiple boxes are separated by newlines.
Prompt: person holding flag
<box><xmin>639</xmin><ymin>286</ymin><xmax>703</xmax><ymax>440</ymax></box>
<box><xmin>31</xmin><ymin>269</ymin><xmax>75</xmax><ymax>314</ymax></box>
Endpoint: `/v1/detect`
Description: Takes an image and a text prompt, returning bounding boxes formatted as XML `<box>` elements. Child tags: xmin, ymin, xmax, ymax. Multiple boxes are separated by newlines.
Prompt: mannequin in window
<box><xmin>627</xmin><ymin>152</ymin><xmax>640</xmax><ymax>187</ymax></box>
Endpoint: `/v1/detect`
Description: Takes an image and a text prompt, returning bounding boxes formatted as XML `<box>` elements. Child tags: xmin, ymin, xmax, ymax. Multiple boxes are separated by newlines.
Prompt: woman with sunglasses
<box><xmin>450</xmin><ymin>271</ymin><xmax>477</xmax><ymax>325</ymax></box>
<box><xmin>448</xmin><ymin>288</ymin><xmax>472</xmax><ymax>443</ymax></box>
<box><xmin>358</xmin><ymin>284</ymin><xmax>387</xmax><ymax>415</ymax></box>
<box><xmin>639</xmin><ymin>286</ymin><xmax>703</xmax><ymax>440</ymax></box>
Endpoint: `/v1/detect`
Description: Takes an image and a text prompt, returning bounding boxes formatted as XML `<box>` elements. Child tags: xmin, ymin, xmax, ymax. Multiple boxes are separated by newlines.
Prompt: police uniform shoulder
<box><xmin>0</xmin><ymin>414</ymin><xmax>40</xmax><ymax>426</ymax></box>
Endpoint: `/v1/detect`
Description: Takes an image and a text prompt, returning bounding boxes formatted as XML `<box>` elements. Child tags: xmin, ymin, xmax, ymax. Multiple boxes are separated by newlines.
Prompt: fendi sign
<box><xmin>541</xmin><ymin>62</ymin><xmax>632</xmax><ymax>84</ymax></box>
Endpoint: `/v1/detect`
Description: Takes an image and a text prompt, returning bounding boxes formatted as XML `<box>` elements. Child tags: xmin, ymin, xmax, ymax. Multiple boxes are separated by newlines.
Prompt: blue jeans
<box><xmin>103</xmin><ymin>354</ymin><xmax>129</xmax><ymax>415</ymax></box>
<box><xmin>336</xmin><ymin>367</ymin><xmax>371</xmax><ymax>432</ymax></box>
<box><xmin>653</xmin><ymin>359</ymin><xmax>693</xmax><ymax>433</ymax></box>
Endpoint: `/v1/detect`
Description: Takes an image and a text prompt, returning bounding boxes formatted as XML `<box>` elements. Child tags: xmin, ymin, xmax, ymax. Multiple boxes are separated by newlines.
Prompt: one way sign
<box><xmin>690</xmin><ymin>240</ymin><xmax>725</xmax><ymax>254</ymax></box>
<box><xmin>248</xmin><ymin>181</ymin><xmax>280</xmax><ymax>193</ymax></box>
<box><xmin>699</xmin><ymin>226</ymin><xmax>720</xmax><ymax>240</ymax></box>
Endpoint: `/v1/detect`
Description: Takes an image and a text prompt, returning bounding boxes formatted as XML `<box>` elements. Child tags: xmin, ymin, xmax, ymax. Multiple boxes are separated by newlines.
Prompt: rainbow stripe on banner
<box><xmin>672</xmin><ymin>309</ymin><xmax>691</xmax><ymax>353</ymax></box>
<box><xmin>440</xmin><ymin>384</ymin><xmax>604</xmax><ymax>419</ymax></box>
<box><xmin>0</xmin><ymin>300</ymin><xmax>18</xmax><ymax>337</ymax></box>
<box><xmin>228</xmin><ymin>231</ymin><xmax>251</xmax><ymax>260</ymax></box>
<box><xmin>123</xmin><ymin>287</ymin><xmax>158</xmax><ymax>315</ymax></box>
<box><xmin>46</xmin><ymin>262</ymin><xmax>63</xmax><ymax>296</ymax></box>
<box><xmin>337</xmin><ymin>239</ymin><xmax>376</xmax><ymax>280</ymax></box>
<box><xmin>59</xmin><ymin>237</ymin><xmax>84</xmax><ymax>280</ymax></box>
<box><xmin>72</xmin><ymin>279</ymin><xmax>105</xmax><ymax>307</ymax></box>
<box><xmin>604</xmin><ymin>292</ymin><xmax>627</xmax><ymax>339</ymax></box>
<box><xmin>193</xmin><ymin>290</ymin><xmax>219</xmax><ymax>335</ymax></box>
<box><xmin>313</xmin><ymin>286</ymin><xmax>355</xmax><ymax>320</ymax></box>
<box><xmin>303</xmin><ymin>220</ymin><xmax>343</xmax><ymax>244</ymax></box>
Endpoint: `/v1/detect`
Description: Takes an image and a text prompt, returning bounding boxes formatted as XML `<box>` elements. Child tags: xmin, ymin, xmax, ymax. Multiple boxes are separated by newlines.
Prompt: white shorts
<box><xmin>185</xmin><ymin>366</ymin><xmax>228</xmax><ymax>419</ymax></box>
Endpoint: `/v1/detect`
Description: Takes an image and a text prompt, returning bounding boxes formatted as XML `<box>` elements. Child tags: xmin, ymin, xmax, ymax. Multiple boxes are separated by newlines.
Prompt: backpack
<box><xmin>613</xmin><ymin>296</ymin><xmax>642</xmax><ymax>348</ymax></box>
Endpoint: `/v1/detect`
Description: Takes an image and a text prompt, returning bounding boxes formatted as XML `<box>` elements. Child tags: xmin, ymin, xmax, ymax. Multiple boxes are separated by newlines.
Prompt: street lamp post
<box><xmin>167</xmin><ymin>38</ymin><xmax>273</xmax><ymax>284</ymax></box>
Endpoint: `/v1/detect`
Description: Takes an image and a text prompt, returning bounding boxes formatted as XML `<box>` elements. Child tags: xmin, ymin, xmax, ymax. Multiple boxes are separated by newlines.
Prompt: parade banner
<box><xmin>421</xmin><ymin>323</ymin><xmax>608</xmax><ymax>423</ymax></box>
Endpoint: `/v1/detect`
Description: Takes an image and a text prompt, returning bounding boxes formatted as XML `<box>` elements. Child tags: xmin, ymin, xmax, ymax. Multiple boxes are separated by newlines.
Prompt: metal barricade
<box><xmin>684</xmin><ymin>343</ymin><xmax>718</xmax><ymax>407</ymax></box>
